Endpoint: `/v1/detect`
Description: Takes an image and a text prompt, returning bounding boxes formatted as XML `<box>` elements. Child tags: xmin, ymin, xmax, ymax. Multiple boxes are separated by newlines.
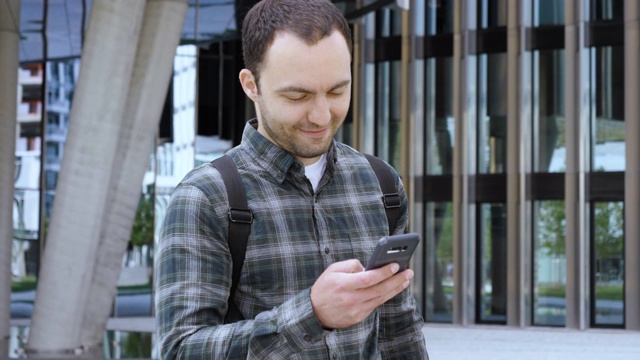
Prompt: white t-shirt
<box><xmin>304</xmin><ymin>153</ymin><xmax>327</xmax><ymax>192</ymax></box>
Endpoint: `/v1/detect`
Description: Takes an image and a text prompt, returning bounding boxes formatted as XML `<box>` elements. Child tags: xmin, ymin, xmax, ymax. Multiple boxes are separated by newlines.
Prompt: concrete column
<box><xmin>0</xmin><ymin>0</ymin><xmax>21</xmax><ymax>356</ymax></box>
<box><xmin>25</xmin><ymin>0</ymin><xmax>146</xmax><ymax>356</ymax></box>
<box><xmin>79</xmin><ymin>0</ymin><xmax>187</xmax><ymax>352</ymax></box>
<box><xmin>624</xmin><ymin>0</ymin><xmax>640</xmax><ymax>331</ymax></box>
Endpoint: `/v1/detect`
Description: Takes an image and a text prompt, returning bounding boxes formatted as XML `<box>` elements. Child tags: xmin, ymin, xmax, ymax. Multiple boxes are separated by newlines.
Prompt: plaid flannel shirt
<box><xmin>155</xmin><ymin>119</ymin><xmax>428</xmax><ymax>359</ymax></box>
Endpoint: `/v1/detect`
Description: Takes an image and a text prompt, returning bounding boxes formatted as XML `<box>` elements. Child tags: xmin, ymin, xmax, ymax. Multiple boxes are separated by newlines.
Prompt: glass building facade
<box><xmin>8</xmin><ymin>0</ymin><xmax>640</xmax><ymax>356</ymax></box>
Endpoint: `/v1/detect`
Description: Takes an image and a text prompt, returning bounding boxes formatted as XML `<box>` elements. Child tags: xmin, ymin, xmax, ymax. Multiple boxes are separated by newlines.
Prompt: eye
<box><xmin>284</xmin><ymin>94</ymin><xmax>307</xmax><ymax>102</ymax></box>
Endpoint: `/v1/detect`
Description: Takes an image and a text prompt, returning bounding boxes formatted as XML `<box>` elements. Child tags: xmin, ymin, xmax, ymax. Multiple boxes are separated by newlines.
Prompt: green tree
<box><xmin>594</xmin><ymin>201</ymin><xmax>624</xmax><ymax>259</ymax></box>
<box><xmin>537</xmin><ymin>200</ymin><xmax>623</xmax><ymax>258</ymax></box>
<box><xmin>130</xmin><ymin>194</ymin><xmax>154</xmax><ymax>248</ymax></box>
<box><xmin>537</xmin><ymin>200</ymin><xmax>566</xmax><ymax>256</ymax></box>
<box><xmin>122</xmin><ymin>332</ymin><xmax>152</xmax><ymax>358</ymax></box>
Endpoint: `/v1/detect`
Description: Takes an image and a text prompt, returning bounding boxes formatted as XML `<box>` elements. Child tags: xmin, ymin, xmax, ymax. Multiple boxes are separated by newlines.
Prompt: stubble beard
<box><xmin>257</xmin><ymin>96</ymin><xmax>339</xmax><ymax>161</ymax></box>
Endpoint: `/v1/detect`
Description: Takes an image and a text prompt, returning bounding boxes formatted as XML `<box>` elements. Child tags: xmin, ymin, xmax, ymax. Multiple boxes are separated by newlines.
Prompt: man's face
<box><xmin>239</xmin><ymin>30</ymin><xmax>352</xmax><ymax>166</ymax></box>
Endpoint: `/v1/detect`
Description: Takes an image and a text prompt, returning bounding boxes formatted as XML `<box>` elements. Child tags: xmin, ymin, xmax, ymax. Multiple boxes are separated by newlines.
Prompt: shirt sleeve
<box><xmin>155</xmin><ymin>182</ymin><xmax>326</xmax><ymax>359</ymax></box>
<box><xmin>378</xmin><ymin>169</ymin><xmax>430</xmax><ymax>359</ymax></box>
<box><xmin>378</xmin><ymin>289</ymin><xmax>429</xmax><ymax>359</ymax></box>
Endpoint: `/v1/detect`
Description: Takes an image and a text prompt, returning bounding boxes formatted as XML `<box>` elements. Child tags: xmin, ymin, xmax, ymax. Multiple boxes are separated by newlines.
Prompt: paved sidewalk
<box><xmin>11</xmin><ymin>318</ymin><xmax>640</xmax><ymax>359</ymax></box>
<box><xmin>422</xmin><ymin>324</ymin><xmax>640</xmax><ymax>360</ymax></box>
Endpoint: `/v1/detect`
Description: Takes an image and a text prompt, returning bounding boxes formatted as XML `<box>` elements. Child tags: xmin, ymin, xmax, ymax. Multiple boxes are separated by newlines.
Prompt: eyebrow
<box><xmin>276</xmin><ymin>79</ymin><xmax>351</xmax><ymax>94</ymax></box>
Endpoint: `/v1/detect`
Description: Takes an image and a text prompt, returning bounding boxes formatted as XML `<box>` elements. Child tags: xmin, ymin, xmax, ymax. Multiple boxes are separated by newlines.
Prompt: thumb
<box><xmin>326</xmin><ymin>259</ymin><xmax>365</xmax><ymax>274</ymax></box>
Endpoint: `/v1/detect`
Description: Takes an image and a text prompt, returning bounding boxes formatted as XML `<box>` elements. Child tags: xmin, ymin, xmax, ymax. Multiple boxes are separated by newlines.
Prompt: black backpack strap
<box><xmin>211</xmin><ymin>155</ymin><xmax>252</xmax><ymax>323</ymax></box>
<box><xmin>364</xmin><ymin>154</ymin><xmax>402</xmax><ymax>233</ymax></box>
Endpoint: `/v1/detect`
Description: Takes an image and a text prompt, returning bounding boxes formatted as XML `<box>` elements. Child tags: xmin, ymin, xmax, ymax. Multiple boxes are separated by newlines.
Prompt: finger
<box><xmin>365</xmin><ymin>269</ymin><xmax>413</xmax><ymax>299</ymax></box>
<box><xmin>353</xmin><ymin>262</ymin><xmax>401</xmax><ymax>290</ymax></box>
<box><xmin>363</xmin><ymin>270</ymin><xmax>413</xmax><ymax>307</ymax></box>
<box><xmin>326</xmin><ymin>259</ymin><xmax>365</xmax><ymax>274</ymax></box>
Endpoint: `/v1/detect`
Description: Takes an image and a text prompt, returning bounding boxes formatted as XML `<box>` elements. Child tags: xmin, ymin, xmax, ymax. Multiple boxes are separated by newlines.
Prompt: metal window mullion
<box><xmin>624</xmin><ymin>0</ymin><xmax>640</xmax><ymax>331</ymax></box>
<box><xmin>564</xmin><ymin>0</ymin><xmax>589</xmax><ymax>330</ymax></box>
<box><xmin>352</xmin><ymin>20</ymin><xmax>366</xmax><ymax>150</ymax></box>
<box><xmin>521</xmin><ymin>1</ymin><xmax>536</xmax><ymax>326</ymax></box>
<box><xmin>452</xmin><ymin>0</ymin><xmax>476</xmax><ymax>326</ymax></box>
<box><xmin>506</xmin><ymin>0</ymin><xmax>527</xmax><ymax>328</ymax></box>
<box><xmin>410</xmin><ymin>0</ymin><xmax>428</xmax><ymax>317</ymax></box>
<box><xmin>400</xmin><ymin>4</ymin><xmax>412</xmax><ymax>212</ymax></box>
<box><xmin>401</xmin><ymin>1</ymin><xmax>422</xmax><ymax>312</ymax></box>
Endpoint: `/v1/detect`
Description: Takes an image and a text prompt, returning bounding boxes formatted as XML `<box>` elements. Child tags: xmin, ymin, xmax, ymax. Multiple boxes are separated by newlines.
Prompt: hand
<box><xmin>309</xmin><ymin>259</ymin><xmax>414</xmax><ymax>329</ymax></box>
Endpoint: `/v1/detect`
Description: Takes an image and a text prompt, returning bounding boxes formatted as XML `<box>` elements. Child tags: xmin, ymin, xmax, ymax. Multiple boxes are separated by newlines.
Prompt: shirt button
<box><xmin>324</xmin><ymin>247</ymin><xmax>330</xmax><ymax>254</ymax></box>
<box><xmin>304</xmin><ymin>334</ymin><xmax>312</xmax><ymax>341</ymax></box>
<box><xmin>332</xmin><ymin>353</ymin><xmax>338</xmax><ymax>359</ymax></box>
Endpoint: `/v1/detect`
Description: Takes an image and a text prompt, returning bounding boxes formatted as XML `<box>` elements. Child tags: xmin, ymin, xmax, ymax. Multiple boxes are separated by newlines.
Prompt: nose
<box><xmin>308</xmin><ymin>96</ymin><xmax>331</xmax><ymax>126</ymax></box>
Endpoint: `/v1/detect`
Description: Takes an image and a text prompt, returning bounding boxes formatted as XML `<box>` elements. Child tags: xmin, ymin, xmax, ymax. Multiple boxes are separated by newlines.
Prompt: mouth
<box><xmin>300</xmin><ymin>128</ymin><xmax>329</xmax><ymax>138</ymax></box>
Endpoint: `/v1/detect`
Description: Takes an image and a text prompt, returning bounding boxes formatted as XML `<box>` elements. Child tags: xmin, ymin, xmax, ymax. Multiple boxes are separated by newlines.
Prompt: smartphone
<box><xmin>365</xmin><ymin>233</ymin><xmax>420</xmax><ymax>271</ymax></box>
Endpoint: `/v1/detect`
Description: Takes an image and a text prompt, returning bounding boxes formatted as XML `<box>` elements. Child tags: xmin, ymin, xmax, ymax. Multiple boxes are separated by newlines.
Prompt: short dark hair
<box><xmin>241</xmin><ymin>0</ymin><xmax>352</xmax><ymax>84</ymax></box>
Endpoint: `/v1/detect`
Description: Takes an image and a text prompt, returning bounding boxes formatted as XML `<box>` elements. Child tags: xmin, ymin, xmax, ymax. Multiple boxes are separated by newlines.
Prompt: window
<box><xmin>533</xmin><ymin>200</ymin><xmax>566</xmax><ymax>326</ymax></box>
<box><xmin>418</xmin><ymin>0</ymin><xmax>455</xmax><ymax>323</ymax></box>
<box><xmin>591</xmin><ymin>201</ymin><xmax>624</xmax><ymax>327</ymax></box>
<box><xmin>477</xmin><ymin>203</ymin><xmax>507</xmax><ymax>323</ymax></box>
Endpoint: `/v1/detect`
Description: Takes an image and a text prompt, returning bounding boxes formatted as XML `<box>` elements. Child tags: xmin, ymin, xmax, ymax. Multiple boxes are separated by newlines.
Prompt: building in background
<box><xmin>13</xmin><ymin>64</ymin><xmax>43</xmax><ymax>283</ymax></box>
<box><xmin>7</xmin><ymin>0</ymin><xmax>640</xmax><ymax>357</ymax></box>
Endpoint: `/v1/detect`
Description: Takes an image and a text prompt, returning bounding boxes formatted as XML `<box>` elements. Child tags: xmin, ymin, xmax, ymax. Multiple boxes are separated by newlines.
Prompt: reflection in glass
<box><xmin>104</xmin><ymin>330</ymin><xmax>155</xmax><ymax>359</ymax></box>
<box><xmin>479</xmin><ymin>0</ymin><xmax>507</xmax><ymax>28</ymax></box>
<box><xmin>591</xmin><ymin>46</ymin><xmax>624</xmax><ymax>172</ymax></box>
<box><xmin>425</xmin><ymin>202</ymin><xmax>454</xmax><ymax>322</ymax></box>
<box><xmin>533</xmin><ymin>50</ymin><xmax>565</xmax><ymax>172</ymax></box>
<box><xmin>363</xmin><ymin>61</ymin><xmax>376</xmax><ymax>155</ymax></box>
<box><xmin>11</xmin><ymin>326</ymin><xmax>157</xmax><ymax>358</ymax></box>
<box><xmin>8</xmin><ymin>325</ymin><xmax>29</xmax><ymax>357</ymax></box>
<box><xmin>376</xmin><ymin>60</ymin><xmax>402</xmax><ymax>169</ymax></box>
<box><xmin>590</xmin><ymin>0</ymin><xmax>623</xmax><ymax>21</ymax></box>
<box><xmin>114</xmin><ymin>191</ymin><xmax>155</xmax><ymax>318</ymax></box>
<box><xmin>361</xmin><ymin>12</ymin><xmax>376</xmax><ymax>155</ymax></box>
<box><xmin>155</xmin><ymin>45</ymin><xmax>198</xmax><ymax>230</ymax></box>
<box><xmin>44</xmin><ymin>59</ymin><xmax>79</xmax><ymax>218</ymax></box>
<box><xmin>181</xmin><ymin>1</ymin><xmax>237</xmax><ymax>43</ymax></box>
<box><xmin>426</xmin><ymin>57</ymin><xmax>454</xmax><ymax>175</ymax></box>
<box><xmin>12</xmin><ymin>59</ymin><xmax>80</xmax><ymax>320</ymax></box>
<box><xmin>533</xmin><ymin>0</ymin><xmax>565</xmax><ymax>26</ymax></box>
<box><xmin>478</xmin><ymin>53</ymin><xmax>507</xmax><ymax>174</ymax></box>
<box><xmin>425</xmin><ymin>0</ymin><xmax>454</xmax><ymax>35</ymax></box>
<box><xmin>12</xmin><ymin>63</ymin><xmax>45</xmax><ymax>320</ymax></box>
<box><xmin>592</xmin><ymin>201</ymin><xmax>624</xmax><ymax>327</ymax></box>
<box><xmin>378</xmin><ymin>7</ymin><xmax>402</xmax><ymax>37</ymax></box>
<box><xmin>533</xmin><ymin>200</ymin><xmax>566</xmax><ymax>326</ymax></box>
<box><xmin>477</xmin><ymin>203</ymin><xmax>507</xmax><ymax>323</ymax></box>
<box><xmin>377</xmin><ymin>61</ymin><xmax>390</xmax><ymax>162</ymax></box>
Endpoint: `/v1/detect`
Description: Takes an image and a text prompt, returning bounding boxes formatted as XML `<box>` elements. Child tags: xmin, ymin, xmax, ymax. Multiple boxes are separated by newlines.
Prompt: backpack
<box><xmin>210</xmin><ymin>154</ymin><xmax>401</xmax><ymax>323</ymax></box>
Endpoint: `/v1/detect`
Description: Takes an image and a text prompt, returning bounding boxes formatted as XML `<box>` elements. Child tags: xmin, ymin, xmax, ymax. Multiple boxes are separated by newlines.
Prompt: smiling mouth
<box><xmin>301</xmin><ymin>128</ymin><xmax>328</xmax><ymax>138</ymax></box>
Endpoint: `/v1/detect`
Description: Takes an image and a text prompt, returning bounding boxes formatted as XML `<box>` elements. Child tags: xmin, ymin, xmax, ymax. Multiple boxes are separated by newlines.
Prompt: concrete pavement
<box><xmin>9</xmin><ymin>318</ymin><xmax>640</xmax><ymax>358</ymax></box>
<box><xmin>423</xmin><ymin>324</ymin><xmax>640</xmax><ymax>360</ymax></box>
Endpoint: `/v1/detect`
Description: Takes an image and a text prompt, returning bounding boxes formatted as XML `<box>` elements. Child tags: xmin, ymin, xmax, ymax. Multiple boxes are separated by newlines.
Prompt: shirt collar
<box><xmin>240</xmin><ymin>118</ymin><xmax>337</xmax><ymax>184</ymax></box>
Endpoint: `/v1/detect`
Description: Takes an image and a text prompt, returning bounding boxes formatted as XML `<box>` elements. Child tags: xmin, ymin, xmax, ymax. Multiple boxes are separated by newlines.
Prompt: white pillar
<box><xmin>25</xmin><ymin>0</ymin><xmax>146</xmax><ymax>356</ymax></box>
<box><xmin>0</xmin><ymin>0</ymin><xmax>21</xmax><ymax>356</ymax></box>
<box><xmin>80</xmin><ymin>0</ymin><xmax>187</xmax><ymax>351</ymax></box>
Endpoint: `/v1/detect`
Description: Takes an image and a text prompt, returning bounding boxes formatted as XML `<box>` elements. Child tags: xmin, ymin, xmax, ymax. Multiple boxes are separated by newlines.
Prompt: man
<box><xmin>155</xmin><ymin>0</ymin><xmax>428</xmax><ymax>358</ymax></box>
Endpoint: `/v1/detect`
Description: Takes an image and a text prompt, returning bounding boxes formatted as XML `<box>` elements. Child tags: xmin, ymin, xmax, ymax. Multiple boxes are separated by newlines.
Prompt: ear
<box><xmin>239</xmin><ymin>69</ymin><xmax>259</xmax><ymax>101</ymax></box>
